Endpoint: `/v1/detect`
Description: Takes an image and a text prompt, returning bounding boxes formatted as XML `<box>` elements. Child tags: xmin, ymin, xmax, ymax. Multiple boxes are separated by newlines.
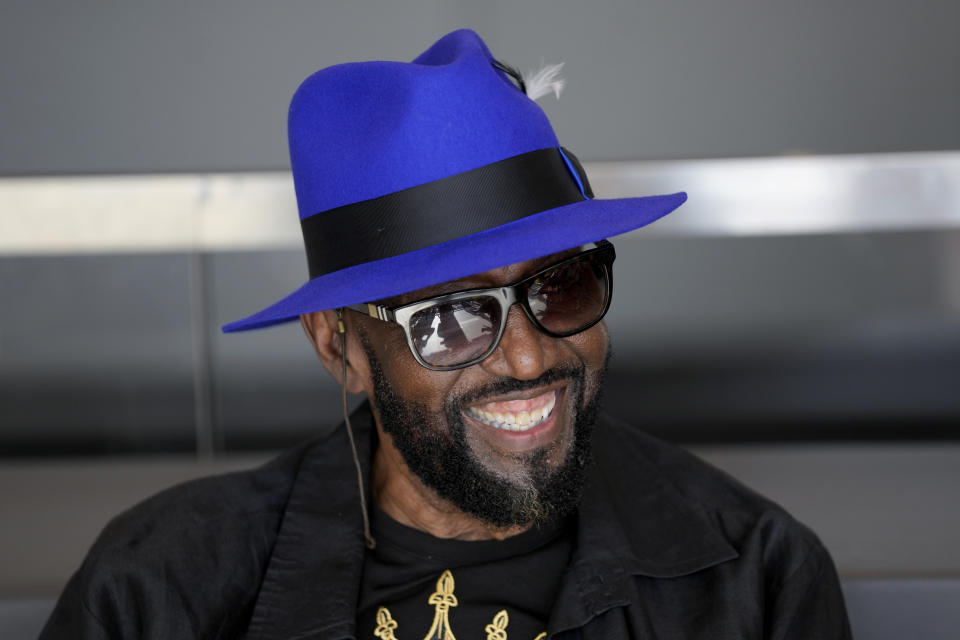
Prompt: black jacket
<box><xmin>41</xmin><ymin>404</ymin><xmax>851</xmax><ymax>639</ymax></box>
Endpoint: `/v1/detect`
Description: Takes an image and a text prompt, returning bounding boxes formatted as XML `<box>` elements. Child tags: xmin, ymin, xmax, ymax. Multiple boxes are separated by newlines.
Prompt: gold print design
<box><xmin>373</xmin><ymin>569</ymin><xmax>546</xmax><ymax>640</ymax></box>
<box><xmin>374</xmin><ymin>607</ymin><xmax>399</xmax><ymax>640</ymax></box>
<box><xmin>484</xmin><ymin>609</ymin><xmax>509</xmax><ymax>640</ymax></box>
<box><xmin>423</xmin><ymin>569</ymin><xmax>458</xmax><ymax>640</ymax></box>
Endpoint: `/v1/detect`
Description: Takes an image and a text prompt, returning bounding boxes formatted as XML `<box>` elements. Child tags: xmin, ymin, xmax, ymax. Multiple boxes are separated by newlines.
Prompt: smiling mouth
<box><xmin>465</xmin><ymin>390</ymin><xmax>558</xmax><ymax>432</ymax></box>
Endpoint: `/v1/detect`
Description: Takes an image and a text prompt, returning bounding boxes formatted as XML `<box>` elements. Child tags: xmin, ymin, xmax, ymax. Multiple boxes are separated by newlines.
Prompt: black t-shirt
<box><xmin>357</xmin><ymin>508</ymin><xmax>574</xmax><ymax>639</ymax></box>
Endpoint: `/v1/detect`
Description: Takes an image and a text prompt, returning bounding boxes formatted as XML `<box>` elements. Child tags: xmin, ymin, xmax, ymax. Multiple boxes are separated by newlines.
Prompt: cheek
<box><xmin>562</xmin><ymin>321</ymin><xmax>609</xmax><ymax>404</ymax></box>
<box><xmin>377</xmin><ymin>336</ymin><xmax>461</xmax><ymax>410</ymax></box>
<box><xmin>379</xmin><ymin>334</ymin><xmax>417</xmax><ymax>369</ymax></box>
<box><xmin>564</xmin><ymin>320</ymin><xmax>609</xmax><ymax>369</ymax></box>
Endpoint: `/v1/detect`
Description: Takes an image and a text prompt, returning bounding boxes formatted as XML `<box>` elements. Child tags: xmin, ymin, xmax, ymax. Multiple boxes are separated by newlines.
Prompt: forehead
<box><xmin>380</xmin><ymin>245</ymin><xmax>585</xmax><ymax>307</ymax></box>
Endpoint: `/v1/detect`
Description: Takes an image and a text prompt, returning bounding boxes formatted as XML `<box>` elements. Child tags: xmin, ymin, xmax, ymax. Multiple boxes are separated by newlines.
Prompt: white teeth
<box><xmin>466</xmin><ymin>392</ymin><xmax>557</xmax><ymax>432</ymax></box>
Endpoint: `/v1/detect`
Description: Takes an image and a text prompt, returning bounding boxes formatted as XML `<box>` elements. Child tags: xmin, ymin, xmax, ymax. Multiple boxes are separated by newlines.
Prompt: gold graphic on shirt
<box><xmin>485</xmin><ymin>609</ymin><xmax>509</xmax><ymax>640</ymax></box>
<box><xmin>373</xmin><ymin>569</ymin><xmax>546</xmax><ymax>640</ymax></box>
<box><xmin>424</xmin><ymin>569</ymin><xmax>458</xmax><ymax>639</ymax></box>
<box><xmin>374</xmin><ymin>607</ymin><xmax>399</xmax><ymax>640</ymax></box>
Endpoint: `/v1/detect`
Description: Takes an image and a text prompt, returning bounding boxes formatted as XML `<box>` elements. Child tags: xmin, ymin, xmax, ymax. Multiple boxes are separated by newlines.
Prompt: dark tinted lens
<box><xmin>526</xmin><ymin>252</ymin><xmax>610</xmax><ymax>335</ymax></box>
<box><xmin>408</xmin><ymin>296</ymin><xmax>502</xmax><ymax>367</ymax></box>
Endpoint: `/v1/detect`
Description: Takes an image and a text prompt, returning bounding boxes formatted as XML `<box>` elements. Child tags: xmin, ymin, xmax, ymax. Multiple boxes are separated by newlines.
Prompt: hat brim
<box><xmin>222</xmin><ymin>192</ymin><xmax>686</xmax><ymax>332</ymax></box>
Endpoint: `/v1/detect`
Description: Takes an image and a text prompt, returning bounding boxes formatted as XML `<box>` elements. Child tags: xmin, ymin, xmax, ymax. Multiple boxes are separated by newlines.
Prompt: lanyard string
<box><xmin>337</xmin><ymin>308</ymin><xmax>376</xmax><ymax>550</ymax></box>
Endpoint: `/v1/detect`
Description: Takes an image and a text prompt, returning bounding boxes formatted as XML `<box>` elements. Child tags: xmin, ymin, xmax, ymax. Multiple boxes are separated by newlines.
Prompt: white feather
<box><xmin>524</xmin><ymin>62</ymin><xmax>566</xmax><ymax>101</ymax></box>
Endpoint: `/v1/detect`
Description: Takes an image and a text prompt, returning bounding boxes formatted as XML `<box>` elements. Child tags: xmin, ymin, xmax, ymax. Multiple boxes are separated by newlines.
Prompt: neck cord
<box><xmin>337</xmin><ymin>308</ymin><xmax>376</xmax><ymax>550</ymax></box>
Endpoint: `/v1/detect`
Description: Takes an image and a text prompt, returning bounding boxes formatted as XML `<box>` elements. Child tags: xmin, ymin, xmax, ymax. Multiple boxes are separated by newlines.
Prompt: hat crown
<box><xmin>221</xmin><ymin>29</ymin><xmax>686</xmax><ymax>333</ymax></box>
<box><xmin>287</xmin><ymin>29</ymin><xmax>560</xmax><ymax>220</ymax></box>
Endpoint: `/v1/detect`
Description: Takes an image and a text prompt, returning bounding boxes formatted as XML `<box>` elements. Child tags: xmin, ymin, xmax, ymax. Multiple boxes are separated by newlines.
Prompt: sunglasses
<box><xmin>345</xmin><ymin>241</ymin><xmax>615</xmax><ymax>370</ymax></box>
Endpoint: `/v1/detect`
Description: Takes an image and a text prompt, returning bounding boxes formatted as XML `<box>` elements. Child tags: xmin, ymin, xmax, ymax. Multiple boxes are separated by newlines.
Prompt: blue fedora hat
<box><xmin>223</xmin><ymin>29</ymin><xmax>686</xmax><ymax>332</ymax></box>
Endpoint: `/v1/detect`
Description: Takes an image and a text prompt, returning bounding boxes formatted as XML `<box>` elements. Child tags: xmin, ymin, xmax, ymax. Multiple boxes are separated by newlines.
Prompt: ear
<box><xmin>300</xmin><ymin>310</ymin><xmax>367</xmax><ymax>395</ymax></box>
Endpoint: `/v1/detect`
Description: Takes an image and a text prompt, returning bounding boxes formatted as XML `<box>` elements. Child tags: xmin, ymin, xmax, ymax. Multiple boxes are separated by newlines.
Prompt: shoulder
<box><xmin>43</xmin><ymin>436</ymin><xmax>330</xmax><ymax>638</ymax></box>
<box><xmin>92</xmin><ymin>440</ymin><xmax>309</xmax><ymax>557</ymax></box>
<box><xmin>594</xmin><ymin>412</ymin><xmax>832</xmax><ymax>575</ymax></box>
<box><xmin>587</xmin><ymin>414</ymin><xmax>851</xmax><ymax>637</ymax></box>
<box><xmin>596</xmin><ymin>413</ymin><xmax>811</xmax><ymax>525</ymax></box>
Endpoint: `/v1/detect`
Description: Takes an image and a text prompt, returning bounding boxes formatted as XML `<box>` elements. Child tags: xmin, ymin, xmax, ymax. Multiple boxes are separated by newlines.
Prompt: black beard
<box><xmin>361</xmin><ymin>335</ymin><xmax>606</xmax><ymax>528</ymax></box>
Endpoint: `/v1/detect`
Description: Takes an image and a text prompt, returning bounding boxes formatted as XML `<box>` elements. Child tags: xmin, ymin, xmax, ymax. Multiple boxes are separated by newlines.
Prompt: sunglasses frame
<box><xmin>345</xmin><ymin>240</ymin><xmax>616</xmax><ymax>371</ymax></box>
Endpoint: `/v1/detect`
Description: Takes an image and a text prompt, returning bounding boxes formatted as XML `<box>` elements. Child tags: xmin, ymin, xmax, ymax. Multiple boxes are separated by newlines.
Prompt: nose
<box><xmin>480</xmin><ymin>304</ymin><xmax>557</xmax><ymax>379</ymax></box>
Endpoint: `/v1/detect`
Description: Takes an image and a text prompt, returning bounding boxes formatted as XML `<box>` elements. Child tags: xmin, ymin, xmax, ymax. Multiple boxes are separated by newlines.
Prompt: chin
<box><xmin>363</xmin><ymin>332</ymin><xmax>609</xmax><ymax>528</ymax></box>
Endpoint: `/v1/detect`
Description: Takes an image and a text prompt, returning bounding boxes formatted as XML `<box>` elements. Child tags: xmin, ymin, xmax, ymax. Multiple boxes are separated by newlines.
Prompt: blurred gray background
<box><xmin>1</xmin><ymin>0</ymin><xmax>957</xmax><ymax>174</ymax></box>
<box><xmin>2</xmin><ymin>0</ymin><xmax>958</xmax><ymax>453</ymax></box>
<box><xmin>1</xmin><ymin>2</ymin><xmax>959</xmax><ymax>637</ymax></box>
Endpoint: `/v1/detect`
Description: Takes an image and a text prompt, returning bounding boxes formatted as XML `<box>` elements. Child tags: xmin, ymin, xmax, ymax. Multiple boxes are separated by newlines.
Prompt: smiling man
<box><xmin>316</xmin><ymin>244</ymin><xmax>614</xmax><ymax>538</ymax></box>
<box><xmin>42</xmin><ymin>29</ymin><xmax>851</xmax><ymax>639</ymax></box>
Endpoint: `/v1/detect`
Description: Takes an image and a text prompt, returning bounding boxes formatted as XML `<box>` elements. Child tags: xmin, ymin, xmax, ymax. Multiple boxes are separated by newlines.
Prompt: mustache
<box><xmin>449</xmin><ymin>364</ymin><xmax>585</xmax><ymax>409</ymax></box>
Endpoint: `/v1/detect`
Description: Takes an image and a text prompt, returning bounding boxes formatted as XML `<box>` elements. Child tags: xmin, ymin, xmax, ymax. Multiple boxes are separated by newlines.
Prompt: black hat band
<box><xmin>301</xmin><ymin>147</ymin><xmax>593</xmax><ymax>278</ymax></box>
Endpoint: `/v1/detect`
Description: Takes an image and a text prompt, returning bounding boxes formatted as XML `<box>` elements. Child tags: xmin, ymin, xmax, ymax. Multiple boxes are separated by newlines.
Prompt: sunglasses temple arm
<box><xmin>343</xmin><ymin>302</ymin><xmax>395</xmax><ymax>322</ymax></box>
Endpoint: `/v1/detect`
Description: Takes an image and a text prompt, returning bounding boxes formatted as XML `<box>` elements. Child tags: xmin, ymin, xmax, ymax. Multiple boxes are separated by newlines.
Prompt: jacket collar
<box><xmin>244</xmin><ymin>405</ymin><xmax>375</xmax><ymax>640</ymax></box>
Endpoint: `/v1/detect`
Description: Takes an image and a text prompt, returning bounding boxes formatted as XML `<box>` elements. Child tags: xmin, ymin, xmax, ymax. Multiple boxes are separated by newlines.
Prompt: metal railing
<box><xmin>2</xmin><ymin>151</ymin><xmax>958</xmax><ymax>256</ymax></box>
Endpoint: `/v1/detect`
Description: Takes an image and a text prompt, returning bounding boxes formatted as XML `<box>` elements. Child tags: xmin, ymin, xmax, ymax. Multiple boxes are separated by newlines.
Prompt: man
<box><xmin>42</xmin><ymin>29</ymin><xmax>851</xmax><ymax>639</ymax></box>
